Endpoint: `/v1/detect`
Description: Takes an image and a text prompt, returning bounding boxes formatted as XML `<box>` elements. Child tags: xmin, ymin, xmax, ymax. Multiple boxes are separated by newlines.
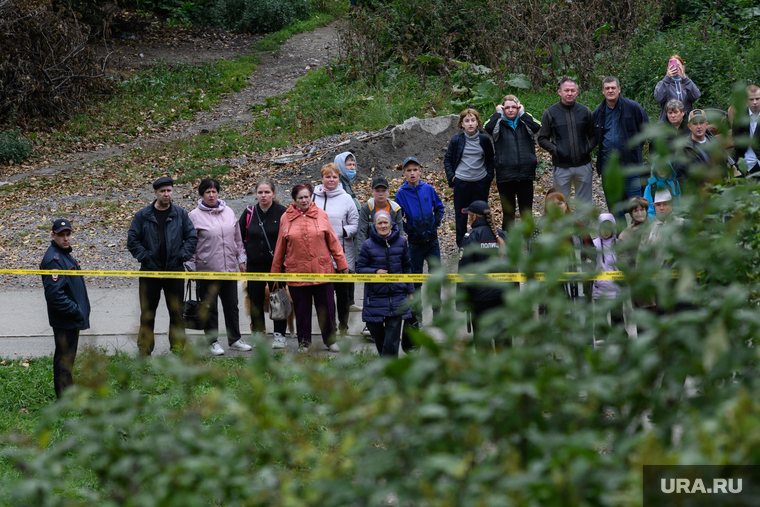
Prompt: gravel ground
<box><xmin>0</xmin><ymin>129</ymin><xmax>608</xmax><ymax>292</ymax></box>
<box><xmin>0</xmin><ymin>19</ymin><xmax>610</xmax><ymax>291</ymax></box>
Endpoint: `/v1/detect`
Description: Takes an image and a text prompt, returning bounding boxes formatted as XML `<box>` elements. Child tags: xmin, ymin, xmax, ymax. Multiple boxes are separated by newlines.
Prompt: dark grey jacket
<box><xmin>538</xmin><ymin>101</ymin><xmax>597</xmax><ymax>168</ymax></box>
<box><xmin>127</xmin><ymin>202</ymin><xmax>198</xmax><ymax>271</ymax></box>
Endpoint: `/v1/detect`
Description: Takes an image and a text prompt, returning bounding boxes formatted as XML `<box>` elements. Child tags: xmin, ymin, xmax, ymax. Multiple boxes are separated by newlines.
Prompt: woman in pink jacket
<box><xmin>187</xmin><ymin>178</ymin><xmax>251</xmax><ymax>356</ymax></box>
<box><xmin>271</xmin><ymin>183</ymin><xmax>349</xmax><ymax>352</ymax></box>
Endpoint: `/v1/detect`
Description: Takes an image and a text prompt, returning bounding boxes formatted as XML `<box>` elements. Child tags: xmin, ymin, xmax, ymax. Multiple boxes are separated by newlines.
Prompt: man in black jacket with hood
<box><xmin>127</xmin><ymin>176</ymin><xmax>198</xmax><ymax>356</ymax></box>
<box><xmin>41</xmin><ymin>218</ymin><xmax>91</xmax><ymax>398</ymax></box>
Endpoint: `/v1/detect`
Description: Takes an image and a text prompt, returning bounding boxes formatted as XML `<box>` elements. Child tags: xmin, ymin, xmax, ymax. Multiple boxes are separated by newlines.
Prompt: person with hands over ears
<box><xmin>270</xmin><ymin>183</ymin><xmax>349</xmax><ymax>353</ymax></box>
<box><xmin>356</xmin><ymin>211</ymin><xmax>414</xmax><ymax>357</ymax></box>
<box><xmin>187</xmin><ymin>178</ymin><xmax>250</xmax><ymax>356</ymax></box>
<box><xmin>41</xmin><ymin>218</ymin><xmax>91</xmax><ymax>399</ymax></box>
<box><xmin>444</xmin><ymin>108</ymin><xmax>494</xmax><ymax>247</ymax></box>
<box><xmin>485</xmin><ymin>95</ymin><xmax>541</xmax><ymax>229</ymax></box>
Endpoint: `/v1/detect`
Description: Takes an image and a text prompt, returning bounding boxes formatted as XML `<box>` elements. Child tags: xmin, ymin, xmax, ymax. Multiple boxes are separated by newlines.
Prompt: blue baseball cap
<box><xmin>402</xmin><ymin>156</ymin><xmax>421</xmax><ymax>169</ymax></box>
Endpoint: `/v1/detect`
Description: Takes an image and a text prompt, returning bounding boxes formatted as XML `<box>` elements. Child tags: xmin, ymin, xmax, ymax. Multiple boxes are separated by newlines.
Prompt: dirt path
<box><xmin>5</xmin><ymin>23</ymin><xmax>340</xmax><ymax>184</ymax></box>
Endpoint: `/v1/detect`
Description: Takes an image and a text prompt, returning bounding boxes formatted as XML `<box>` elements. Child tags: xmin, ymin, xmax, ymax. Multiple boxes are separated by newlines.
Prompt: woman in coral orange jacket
<box><xmin>271</xmin><ymin>183</ymin><xmax>349</xmax><ymax>352</ymax></box>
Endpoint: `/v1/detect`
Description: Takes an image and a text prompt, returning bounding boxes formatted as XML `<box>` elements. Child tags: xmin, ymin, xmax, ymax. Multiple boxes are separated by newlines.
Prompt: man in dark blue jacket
<box><xmin>592</xmin><ymin>76</ymin><xmax>650</xmax><ymax>216</ymax></box>
<box><xmin>41</xmin><ymin>218</ymin><xmax>91</xmax><ymax>398</ymax></box>
<box><xmin>127</xmin><ymin>176</ymin><xmax>198</xmax><ymax>356</ymax></box>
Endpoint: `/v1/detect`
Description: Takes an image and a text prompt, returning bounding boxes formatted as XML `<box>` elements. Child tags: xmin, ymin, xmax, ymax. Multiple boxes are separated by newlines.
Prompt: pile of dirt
<box><xmin>298</xmin><ymin>115</ymin><xmax>462</xmax><ymax>180</ymax></box>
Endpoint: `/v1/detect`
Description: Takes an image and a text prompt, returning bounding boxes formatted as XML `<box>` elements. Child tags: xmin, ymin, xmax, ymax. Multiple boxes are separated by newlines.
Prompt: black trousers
<box><xmin>453</xmin><ymin>177</ymin><xmax>491</xmax><ymax>247</ymax></box>
<box><xmin>247</xmin><ymin>279</ymin><xmax>287</xmax><ymax>335</ymax></box>
<box><xmin>471</xmin><ymin>298</ymin><xmax>509</xmax><ymax>350</ymax></box>
<box><xmin>497</xmin><ymin>180</ymin><xmax>534</xmax><ymax>229</ymax></box>
<box><xmin>197</xmin><ymin>279</ymin><xmax>242</xmax><ymax>345</ymax></box>
<box><xmin>53</xmin><ymin>327</ymin><xmax>79</xmax><ymax>399</ymax></box>
<box><xmin>138</xmin><ymin>277</ymin><xmax>186</xmax><ymax>356</ymax></box>
<box><xmin>366</xmin><ymin>316</ymin><xmax>403</xmax><ymax>356</ymax></box>
<box><xmin>335</xmin><ymin>282</ymin><xmax>354</xmax><ymax>332</ymax></box>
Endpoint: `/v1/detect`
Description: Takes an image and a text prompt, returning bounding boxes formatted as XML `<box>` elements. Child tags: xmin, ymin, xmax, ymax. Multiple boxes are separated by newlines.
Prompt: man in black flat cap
<box><xmin>40</xmin><ymin>218</ymin><xmax>90</xmax><ymax>398</ymax></box>
<box><xmin>127</xmin><ymin>176</ymin><xmax>197</xmax><ymax>355</ymax></box>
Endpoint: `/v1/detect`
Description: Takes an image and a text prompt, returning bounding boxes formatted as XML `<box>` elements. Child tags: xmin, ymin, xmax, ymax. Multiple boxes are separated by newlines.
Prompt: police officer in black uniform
<box><xmin>40</xmin><ymin>218</ymin><xmax>91</xmax><ymax>398</ymax></box>
<box><xmin>456</xmin><ymin>201</ymin><xmax>509</xmax><ymax>349</ymax></box>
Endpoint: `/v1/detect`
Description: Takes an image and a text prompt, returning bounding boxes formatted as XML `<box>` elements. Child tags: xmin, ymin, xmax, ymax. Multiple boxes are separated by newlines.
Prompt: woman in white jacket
<box><xmin>313</xmin><ymin>163</ymin><xmax>359</xmax><ymax>335</ymax></box>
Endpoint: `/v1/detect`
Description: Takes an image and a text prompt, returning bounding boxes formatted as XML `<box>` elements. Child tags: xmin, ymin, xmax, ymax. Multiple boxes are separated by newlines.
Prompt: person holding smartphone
<box><xmin>654</xmin><ymin>54</ymin><xmax>701</xmax><ymax>123</ymax></box>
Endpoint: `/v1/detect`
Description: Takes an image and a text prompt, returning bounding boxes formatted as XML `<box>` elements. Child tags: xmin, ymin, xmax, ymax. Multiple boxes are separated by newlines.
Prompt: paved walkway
<box><xmin>0</xmin><ymin>283</ymin><xmax>448</xmax><ymax>359</ymax></box>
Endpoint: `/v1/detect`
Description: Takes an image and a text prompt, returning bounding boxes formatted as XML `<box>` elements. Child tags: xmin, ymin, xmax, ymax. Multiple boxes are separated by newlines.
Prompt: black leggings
<box><xmin>497</xmin><ymin>180</ymin><xmax>533</xmax><ymax>229</ymax></box>
<box><xmin>197</xmin><ymin>279</ymin><xmax>241</xmax><ymax>345</ymax></box>
<box><xmin>247</xmin><ymin>280</ymin><xmax>287</xmax><ymax>335</ymax></box>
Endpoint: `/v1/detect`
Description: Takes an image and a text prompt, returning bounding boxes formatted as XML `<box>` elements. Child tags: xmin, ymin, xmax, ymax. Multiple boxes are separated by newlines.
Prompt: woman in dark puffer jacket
<box><xmin>484</xmin><ymin>94</ymin><xmax>540</xmax><ymax>229</ymax></box>
<box><xmin>356</xmin><ymin>211</ymin><xmax>414</xmax><ymax>356</ymax></box>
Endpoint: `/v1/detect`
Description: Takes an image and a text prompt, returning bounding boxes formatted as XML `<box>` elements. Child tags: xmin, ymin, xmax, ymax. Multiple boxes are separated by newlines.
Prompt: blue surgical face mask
<box><xmin>345</xmin><ymin>170</ymin><xmax>357</xmax><ymax>180</ymax></box>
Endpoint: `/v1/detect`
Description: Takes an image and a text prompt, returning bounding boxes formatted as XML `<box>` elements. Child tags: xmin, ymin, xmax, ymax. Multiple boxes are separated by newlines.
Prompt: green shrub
<box><xmin>339</xmin><ymin>0</ymin><xmax>661</xmax><ymax>90</ymax></box>
<box><xmin>0</xmin><ymin>130</ymin><xmax>32</xmax><ymax>164</ymax></box>
<box><xmin>622</xmin><ymin>21</ymin><xmax>760</xmax><ymax>114</ymax></box>
<box><xmin>215</xmin><ymin>0</ymin><xmax>311</xmax><ymax>34</ymax></box>
<box><xmin>5</xmin><ymin>145</ymin><xmax>760</xmax><ymax>504</ymax></box>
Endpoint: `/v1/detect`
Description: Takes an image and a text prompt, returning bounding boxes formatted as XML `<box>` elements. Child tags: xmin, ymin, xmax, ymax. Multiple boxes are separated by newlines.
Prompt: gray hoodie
<box><xmin>654</xmin><ymin>76</ymin><xmax>701</xmax><ymax>122</ymax></box>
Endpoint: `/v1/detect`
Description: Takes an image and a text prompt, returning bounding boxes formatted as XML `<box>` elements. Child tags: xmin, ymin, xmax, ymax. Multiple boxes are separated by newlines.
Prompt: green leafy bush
<box><xmin>0</xmin><ymin>130</ymin><xmax>32</xmax><ymax>164</ymax></box>
<box><xmin>215</xmin><ymin>0</ymin><xmax>311</xmax><ymax>34</ymax></box>
<box><xmin>0</xmin><ymin>0</ymin><xmax>112</xmax><ymax>127</ymax></box>
<box><xmin>5</xmin><ymin>138</ymin><xmax>760</xmax><ymax>505</ymax></box>
<box><xmin>622</xmin><ymin>21</ymin><xmax>760</xmax><ymax>113</ymax></box>
<box><xmin>339</xmin><ymin>0</ymin><xmax>661</xmax><ymax>89</ymax></box>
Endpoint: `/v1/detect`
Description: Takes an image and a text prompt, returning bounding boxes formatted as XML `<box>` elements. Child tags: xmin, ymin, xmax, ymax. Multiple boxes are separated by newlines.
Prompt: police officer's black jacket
<box><xmin>40</xmin><ymin>241</ymin><xmax>90</xmax><ymax>330</ymax></box>
<box><xmin>456</xmin><ymin>217</ymin><xmax>507</xmax><ymax>310</ymax></box>
<box><xmin>127</xmin><ymin>201</ymin><xmax>198</xmax><ymax>271</ymax></box>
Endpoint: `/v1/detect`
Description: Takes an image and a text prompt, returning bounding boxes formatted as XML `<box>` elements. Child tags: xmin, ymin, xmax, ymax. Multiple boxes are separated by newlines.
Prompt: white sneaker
<box><xmin>272</xmin><ymin>333</ymin><xmax>286</xmax><ymax>349</ymax></box>
<box><xmin>209</xmin><ymin>342</ymin><xmax>225</xmax><ymax>356</ymax></box>
<box><xmin>298</xmin><ymin>344</ymin><xmax>309</xmax><ymax>353</ymax></box>
<box><xmin>229</xmin><ymin>339</ymin><xmax>253</xmax><ymax>352</ymax></box>
<box><xmin>349</xmin><ymin>304</ymin><xmax>362</xmax><ymax>312</ymax></box>
<box><xmin>328</xmin><ymin>343</ymin><xmax>340</xmax><ymax>353</ymax></box>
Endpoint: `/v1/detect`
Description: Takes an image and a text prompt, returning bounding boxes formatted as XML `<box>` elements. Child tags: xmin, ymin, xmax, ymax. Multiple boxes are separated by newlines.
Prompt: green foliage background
<box><xmin>5</xmin><ymin>135</ymin><xmax>760</xmax><ymax>504</ymax></box>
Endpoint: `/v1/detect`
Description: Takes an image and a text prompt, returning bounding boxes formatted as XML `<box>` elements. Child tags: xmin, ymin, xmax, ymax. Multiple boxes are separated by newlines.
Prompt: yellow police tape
<box><xmin>0</xmin><ymin>269</ymin><xmax>633</xmax><ymax>283</ymax></box>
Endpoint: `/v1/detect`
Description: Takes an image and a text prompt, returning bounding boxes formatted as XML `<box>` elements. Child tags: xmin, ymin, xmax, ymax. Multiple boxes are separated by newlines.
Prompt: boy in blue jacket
<box><xmin>394</xmin><ymin>157</ymin><xmax>445</xmax><ymax>332</ymax></box>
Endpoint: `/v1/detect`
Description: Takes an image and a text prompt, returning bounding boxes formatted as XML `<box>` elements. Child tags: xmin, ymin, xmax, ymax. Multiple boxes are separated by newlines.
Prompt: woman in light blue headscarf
<box><xmin>334</xmin><ymin>152</ymin><xmax>361</xmax><ymax>211</ymax></box>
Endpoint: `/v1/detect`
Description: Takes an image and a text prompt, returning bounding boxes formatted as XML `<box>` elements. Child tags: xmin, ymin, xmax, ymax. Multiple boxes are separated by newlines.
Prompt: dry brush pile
<box><xmin>0</xmin><ymin>0</ymin><xmax>112</xmax><ymax>128</ymax></box>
